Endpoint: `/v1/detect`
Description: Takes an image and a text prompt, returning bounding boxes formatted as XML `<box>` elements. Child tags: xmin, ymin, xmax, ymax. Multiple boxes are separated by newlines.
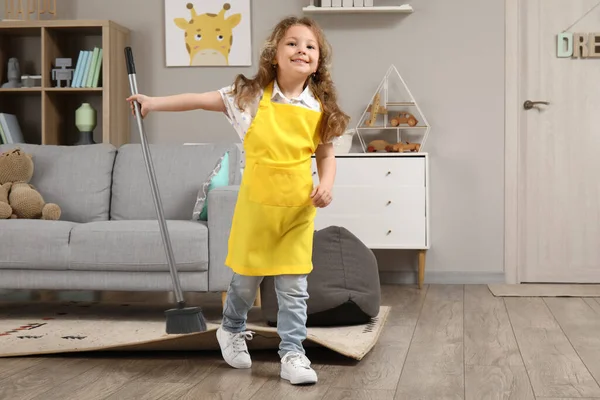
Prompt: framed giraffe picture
<box><xmin>164</xmin><ymin>0</ymin><xmax>252</xmax><ymax>67</ymax></box>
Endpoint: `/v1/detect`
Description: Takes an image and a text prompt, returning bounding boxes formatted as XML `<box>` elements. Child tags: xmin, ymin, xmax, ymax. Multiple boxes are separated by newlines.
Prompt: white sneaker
<box><xmin>280</xmin><ymin>352</ymin><xmax>318</xmax><ymax>385</ymax></box>
<box><xmin>216</xmin><ymin>326</ymin><xmax>254</xmax><ymax>369</ymax></box>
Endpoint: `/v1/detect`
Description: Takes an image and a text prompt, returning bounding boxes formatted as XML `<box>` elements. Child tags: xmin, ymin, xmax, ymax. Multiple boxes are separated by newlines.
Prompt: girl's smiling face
<box><xmin>274</xmin><ymin>24</ymin><xmax>320</xmax><ymax>79</ymax></box>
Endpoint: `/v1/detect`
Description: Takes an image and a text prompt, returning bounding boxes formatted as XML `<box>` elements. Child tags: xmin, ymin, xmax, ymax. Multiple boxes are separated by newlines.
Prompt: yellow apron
<box><xmin>225</xmin><ymin>81</ymin><xmax>322</xmax><ymax>276</ymax></box>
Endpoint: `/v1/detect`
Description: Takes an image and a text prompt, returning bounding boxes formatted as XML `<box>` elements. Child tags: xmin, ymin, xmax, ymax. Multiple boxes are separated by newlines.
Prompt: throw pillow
<box><xmin>192</xmin><ymin>151</ymin><xmax>230</xmax><ymax>221</ymax></box>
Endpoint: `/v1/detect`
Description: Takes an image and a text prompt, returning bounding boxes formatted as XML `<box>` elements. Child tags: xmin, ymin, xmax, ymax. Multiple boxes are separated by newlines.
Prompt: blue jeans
<box><xmin>222</xmin><ymin>273</ymin><xmax>309</xmax><ymax>358</ymax></box>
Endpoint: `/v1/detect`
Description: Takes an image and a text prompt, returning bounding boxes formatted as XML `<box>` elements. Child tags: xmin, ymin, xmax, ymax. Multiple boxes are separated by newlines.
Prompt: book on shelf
<box><xmin>0</xmin><ymin>113</ymin><xmax>24</xmax><ymax>144</ymax></box>
<box><xmin>71</xmin><ymin>47</ymin><xmax>103</xmax><ymax>88</ymax></box>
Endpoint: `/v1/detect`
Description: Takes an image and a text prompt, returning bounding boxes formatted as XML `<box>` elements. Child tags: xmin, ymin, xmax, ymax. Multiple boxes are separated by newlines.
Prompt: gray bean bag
<box><xmin>260</xmin><ymin>226</ymin><xmax>381</xmax><ymax>327</ymax></box>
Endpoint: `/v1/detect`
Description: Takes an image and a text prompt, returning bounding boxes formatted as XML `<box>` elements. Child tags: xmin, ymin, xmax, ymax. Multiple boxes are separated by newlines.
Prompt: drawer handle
<box><xmin>312</xmin><ymin>171</ymin><xmax>316</xmax><ymax>176</ymax></box>
<box><xmin>386</xmin><ymin>230</ymin><xmax>392</xmax><ymax>235</ymax></box>
<box><xmin>386</xmin><ymin>171</ymin><xmax>391</xmax><ymax>176</ymax></box>
<box><xmin>386</xmin><ymin>200</ymin><xmax>392</xmax><ymax>205</ymax></box>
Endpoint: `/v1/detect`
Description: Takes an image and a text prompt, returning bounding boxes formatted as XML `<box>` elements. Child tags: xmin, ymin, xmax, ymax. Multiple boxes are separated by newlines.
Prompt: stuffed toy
<box><xmin>0</xmin><ymin>148</ymin><xmax>61</xmax><ymax>220</ymax></box>
<box><xmin>0</xmin><ymin>182</ymin><xmax>12</xmax><ymax>219</ymax></box>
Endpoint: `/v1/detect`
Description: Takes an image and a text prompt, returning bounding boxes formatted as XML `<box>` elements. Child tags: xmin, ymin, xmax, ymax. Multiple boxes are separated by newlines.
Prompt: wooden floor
<box><xmin>1</xmin><ymin>284</ymin><xmax>600</xmax><ymax>399</ymax></box>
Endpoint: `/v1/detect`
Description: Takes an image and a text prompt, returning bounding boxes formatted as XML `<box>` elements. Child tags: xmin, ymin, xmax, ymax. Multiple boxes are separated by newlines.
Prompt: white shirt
<box><xmin>218</xmin><ymin>80</ymin><xmax>323</xmax><ymax>143</ymax></box>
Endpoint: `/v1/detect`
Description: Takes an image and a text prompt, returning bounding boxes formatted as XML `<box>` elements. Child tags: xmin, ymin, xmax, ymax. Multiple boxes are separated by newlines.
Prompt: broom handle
<box><xmin>125</xmin><ymin>47</ymin><xmax>185</xmax><ymax>307</ymax></box>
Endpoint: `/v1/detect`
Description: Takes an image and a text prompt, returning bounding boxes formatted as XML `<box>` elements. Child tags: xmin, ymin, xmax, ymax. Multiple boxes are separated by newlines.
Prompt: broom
<box><xmin>124</xmin><ymin>46</ymin><xmax>207</xmax><ymax>334</ymax></box>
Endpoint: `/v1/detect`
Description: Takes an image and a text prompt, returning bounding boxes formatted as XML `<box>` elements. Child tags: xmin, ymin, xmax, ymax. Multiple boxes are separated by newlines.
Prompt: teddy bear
<box><xmin>0</xmin><ymin>147</ymin><xmax>61</xmax><ymax>220</ymax></box>
<box><xmin>0</xmin><ymin>182</ymin><xmax>12</xmax><ymax>219</ymax></box>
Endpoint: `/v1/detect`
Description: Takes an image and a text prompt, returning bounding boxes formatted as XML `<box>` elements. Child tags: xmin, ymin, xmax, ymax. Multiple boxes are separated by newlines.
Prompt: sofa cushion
<box><xmin>110</xmin><ymin>144</ymin><xmax>242</xmax><ymax>220</ymax></box>
<box><xmin>0</xmin><ymin>143</ymin><xmax>116</xmax><ymax>223</ymax></box>
<box><xmin>68</xmin><ymin>220</ymin><xmax>209</xmax><ymax>272</ymax></box>
<box><xmin>0</xmin><ymin>220</ymin><xmax>77</xmax><ymax>270</ymax></box>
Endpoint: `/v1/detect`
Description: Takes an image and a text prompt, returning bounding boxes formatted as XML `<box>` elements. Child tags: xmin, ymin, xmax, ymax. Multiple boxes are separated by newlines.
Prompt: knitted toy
<box><xmin>0</xmin><ymin>182</ymin><xmax>12</xmax><ymax>219</ymax></box>
<box><xmin>0</xmin><ymin>148</ymin><xmax>61</xmax><ymax>220</ymax></box>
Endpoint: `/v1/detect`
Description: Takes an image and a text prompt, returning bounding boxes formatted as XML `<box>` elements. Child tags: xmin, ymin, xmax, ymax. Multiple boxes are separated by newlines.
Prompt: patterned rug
<box><xmin>0</xmin><ymin>300</ymin><xmax>389</xmax><ymax>360</ymax></box>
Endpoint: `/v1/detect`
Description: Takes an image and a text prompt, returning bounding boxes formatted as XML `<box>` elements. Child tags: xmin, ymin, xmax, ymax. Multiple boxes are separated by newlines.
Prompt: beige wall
<box><xmin>4</xmin><ymin>0</ymin><xmax>506</xmax><ymax>283</ymax></box>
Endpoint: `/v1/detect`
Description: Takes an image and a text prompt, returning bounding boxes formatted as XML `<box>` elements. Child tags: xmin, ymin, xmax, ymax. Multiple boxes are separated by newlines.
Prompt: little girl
<box><xmin>128</xmin><ymin>16</ymin><xmax>349</xmax><ymax>385</ymax></box>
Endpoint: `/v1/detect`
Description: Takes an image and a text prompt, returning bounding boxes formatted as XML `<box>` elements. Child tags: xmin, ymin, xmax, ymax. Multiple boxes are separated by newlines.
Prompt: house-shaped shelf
<box><xmin>355</xmin><ymin>64</ymin><xmax>430</xmax><ymax>153</ymax></box>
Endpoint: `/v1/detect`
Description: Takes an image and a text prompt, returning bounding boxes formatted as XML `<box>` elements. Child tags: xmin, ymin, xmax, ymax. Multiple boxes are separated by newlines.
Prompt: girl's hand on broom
<box><xmin>126</xmin><ymin>94</ymin><xmax>153</xmax><ymax>118</ymax></box>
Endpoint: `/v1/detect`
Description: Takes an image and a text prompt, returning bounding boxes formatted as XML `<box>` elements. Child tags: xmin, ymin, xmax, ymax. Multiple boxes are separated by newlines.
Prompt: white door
<box><xmin>516</xmin><ymin>0</ymin><xmax>600</xmax><ymax>282</ymax></box>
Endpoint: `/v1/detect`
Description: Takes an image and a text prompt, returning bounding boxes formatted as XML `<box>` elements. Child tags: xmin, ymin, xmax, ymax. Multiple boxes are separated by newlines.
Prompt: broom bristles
<box><xmin>165</xmin><ymin>306</ymin><xmax>207</xmax><ymax>334</ymax></box>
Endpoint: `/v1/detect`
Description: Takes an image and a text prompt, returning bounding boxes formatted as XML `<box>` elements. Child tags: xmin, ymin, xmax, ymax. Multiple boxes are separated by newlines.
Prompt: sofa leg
<box><xmin>221</xmin><ymin>288</ymin><xmax>262</xmax><ymax>308</ymax></box>
<box><xmin>38</xmin><ymin>290</ymin><xmax>56</xmax><ymax>302</ymax></box>
<box><xmin>254</xmin><ymin>287</ymin><xmax>261</xmax><ymax>307</ymax></box>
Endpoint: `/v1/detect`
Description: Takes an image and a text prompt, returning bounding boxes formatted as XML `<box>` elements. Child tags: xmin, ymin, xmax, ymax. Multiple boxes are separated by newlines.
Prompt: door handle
<box><xmin>524</xmin><ymin>100</ymin><xmax>549</xmax><ymax>110</ymax></box>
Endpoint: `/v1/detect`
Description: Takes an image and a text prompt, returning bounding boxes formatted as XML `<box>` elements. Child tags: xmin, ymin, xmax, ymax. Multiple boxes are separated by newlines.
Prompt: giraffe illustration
<box><xmin>174</xmin><ymin>2</ymin><xmax>242</xmax><ymax>66</ymax></box>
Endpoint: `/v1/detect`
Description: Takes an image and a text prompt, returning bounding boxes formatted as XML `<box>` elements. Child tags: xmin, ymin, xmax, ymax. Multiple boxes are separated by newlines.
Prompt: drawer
<box><xmin>322</xmin><ymin>186</ymin><xmax>425</xmax><ymax>217</ymax></box>
<box><xmin>311</xmin><ymin>156</ymin><xmax>425</xmax><ymax>187</ymax></box>
<box><xmin>314</xmin><ymin>214</ymin><xmax>427</xmax><ymax>249</ymax></box>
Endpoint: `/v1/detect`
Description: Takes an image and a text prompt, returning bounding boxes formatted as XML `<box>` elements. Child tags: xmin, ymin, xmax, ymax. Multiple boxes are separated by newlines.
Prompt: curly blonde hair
<box><xmin>230</xmin><ymin>16</ymin><xmax>350</xmax><ymax>144</ymax></box>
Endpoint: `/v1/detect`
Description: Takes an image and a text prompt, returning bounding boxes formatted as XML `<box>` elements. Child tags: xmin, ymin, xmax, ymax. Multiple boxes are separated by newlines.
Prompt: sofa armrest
<box><xmin>207</xmin><ymin>185</ymin><xmax>239</xmax><ymax>292</ymax></box>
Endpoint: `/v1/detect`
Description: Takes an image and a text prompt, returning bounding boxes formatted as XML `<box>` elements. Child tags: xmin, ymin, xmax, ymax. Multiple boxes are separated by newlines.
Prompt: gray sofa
<box><xmin>0</xmin><ymin>143</ymin><xmax>241</xmax><ymax>293</ymax></box>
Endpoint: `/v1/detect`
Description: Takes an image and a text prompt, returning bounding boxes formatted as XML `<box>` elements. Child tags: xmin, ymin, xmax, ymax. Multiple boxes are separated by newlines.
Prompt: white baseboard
<box><xmin>379</xmin><ymin>271</ymin><xmax>506</xmax><ymax>285</ymax></box>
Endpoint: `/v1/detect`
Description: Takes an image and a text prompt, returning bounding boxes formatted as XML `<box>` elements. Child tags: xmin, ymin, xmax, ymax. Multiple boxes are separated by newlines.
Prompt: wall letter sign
<box><xmin>557</xmin><ymin>32</ymin><xmax>600</xmax><ymax>58</ymax></box>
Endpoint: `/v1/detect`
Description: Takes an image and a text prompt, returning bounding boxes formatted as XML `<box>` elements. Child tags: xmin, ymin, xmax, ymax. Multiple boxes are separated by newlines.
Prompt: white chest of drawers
<box><xmin>311</xmin><ymin>153</ymin><xmax>429</xmax><ymax>288</ymax></box>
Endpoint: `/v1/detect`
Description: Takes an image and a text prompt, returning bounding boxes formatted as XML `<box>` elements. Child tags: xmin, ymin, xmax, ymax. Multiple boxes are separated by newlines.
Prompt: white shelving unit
<box><xmin>302</xmin><ymin>4</ymin><xmax>413</xmax><ymax>13</ymax></box>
